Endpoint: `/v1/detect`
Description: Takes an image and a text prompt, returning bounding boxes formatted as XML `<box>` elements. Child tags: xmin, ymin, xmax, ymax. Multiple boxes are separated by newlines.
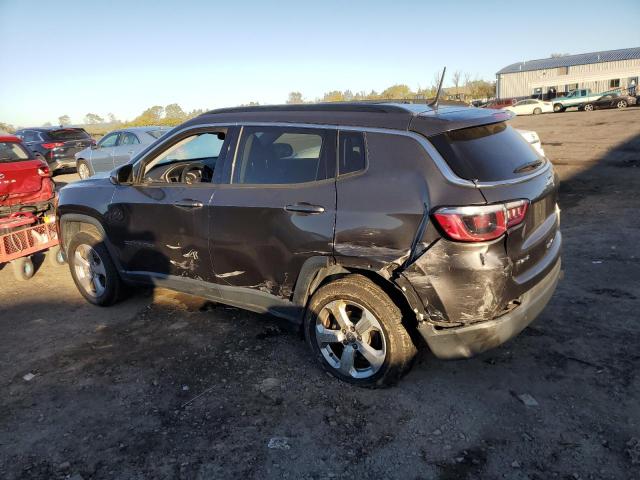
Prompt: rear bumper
<box><xmin>49</xmin><ymin>158</ymin><xmax>77</xmax><ymax>171</ymax></box>
<box><xmin>417</xmin><ymin>258</ymin><xmax>561</xmax><ymax>359</ymax></box>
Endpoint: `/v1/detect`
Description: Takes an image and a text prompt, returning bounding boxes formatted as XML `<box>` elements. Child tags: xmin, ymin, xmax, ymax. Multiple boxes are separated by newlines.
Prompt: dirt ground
<box><xmin>1</xmin><ymin>108</ymin><xmax>639</xmax><ymax>480</ymax></box>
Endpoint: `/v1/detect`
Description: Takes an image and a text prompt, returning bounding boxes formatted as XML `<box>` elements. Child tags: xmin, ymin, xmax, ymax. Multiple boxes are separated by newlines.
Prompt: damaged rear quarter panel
<box><xmin>403</xmin><ymin>235</ymin><xmax>513</xmax><ymax>324</ymax></box>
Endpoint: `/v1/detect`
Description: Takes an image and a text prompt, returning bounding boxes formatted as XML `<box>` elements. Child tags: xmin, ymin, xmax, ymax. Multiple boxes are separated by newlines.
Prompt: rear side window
<box><xmin>232</xmin><ymin>126</ymin><xmax>335</xmax><ymax>185</ymax></box>
<box><xmin>46</xmin><ymin>128</ymin><xmax>91</xmax><ymax>141</ymax></box>
<box><xmin>120</xmin><ymin>132</ymin><xmax>140</xmax><ymax>145</ymax></box>
<box><xmin>0</xmin><ymin>142</ymin><xmax>30</xmax><ymax>162</ymax></box>
<box><xmin>339</xmin><ymin>131</ymin><xmax>366</xmax><ymax>175</ymax></box>
<box><xmin>430</xmin><ymin>122</ymin><xmax>543</xmax><ymax>182</ymax></box>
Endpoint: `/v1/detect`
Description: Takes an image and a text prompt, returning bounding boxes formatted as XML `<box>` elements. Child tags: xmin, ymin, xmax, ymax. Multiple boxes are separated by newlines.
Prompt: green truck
<box><xmin>552</xmin><ymin>89</ymin><xmax>606</xmax><ymax>112</ymax></box>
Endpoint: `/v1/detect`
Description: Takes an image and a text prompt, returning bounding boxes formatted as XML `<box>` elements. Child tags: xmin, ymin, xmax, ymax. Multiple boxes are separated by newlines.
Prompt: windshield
<box><xmin>46</xmin><ymin>128</ymin><xmax>91</xmax><ymax>141</ymax></box>
<box><xmin>430</xmin><ymin>122</ymin><xmax>544</xmax><ymax>182</ymax></box>
<box><xmin>0</xmin><ymin>142</ymin><xmax>31</xmax><ymax>162</ymax></box>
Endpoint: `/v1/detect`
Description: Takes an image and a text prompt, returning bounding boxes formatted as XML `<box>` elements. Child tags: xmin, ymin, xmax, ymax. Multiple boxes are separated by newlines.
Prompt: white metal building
<box><xmin>496</xmin><ymin>47</ymin><xmax>640</xmax><ymax>99</ymax></box>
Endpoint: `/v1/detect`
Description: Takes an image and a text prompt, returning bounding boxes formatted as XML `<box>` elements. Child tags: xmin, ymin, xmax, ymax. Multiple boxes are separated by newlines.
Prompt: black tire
<box><xmin>12</xmin><ymin>257</ymin><xmax>35</xmax><ymax>281</ymax></box>
<box><xmin>553</xmin><ymin>103</ymin><xmax>564</xmax><ymax>113</ymax></box>
<box><xmin>67</xmin><ymin>232</ymin><xmax>121</xmax><ymax>306</ymax></box>
<box><xmin>48</xmin><ymin>246</ymin><xmax>66</xmax><ymax>266</ymax></box>
<box><xmin>76</xmin><ymin>160</ymin><xmax>91</xmax><ymax>180</ymax></box>
<box><xmin>533</xmin><ymin>107</ymin><xmax>542</xmax><ymax>115</ymax></box>
<box><xmin>304</xmin><ymin>274</ymin><xmax>417</xmax><ymax>387</ymax></box>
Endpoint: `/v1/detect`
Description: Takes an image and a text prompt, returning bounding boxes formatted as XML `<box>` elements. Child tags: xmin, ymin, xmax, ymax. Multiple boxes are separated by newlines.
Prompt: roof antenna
<box><xmin>429</xmin><ymin>67</ymin><xmax>446</xmax><ymax>110</ymax></box>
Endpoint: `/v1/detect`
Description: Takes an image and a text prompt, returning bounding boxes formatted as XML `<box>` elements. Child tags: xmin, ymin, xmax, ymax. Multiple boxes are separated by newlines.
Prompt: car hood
<box><xmin>74</xmin><ymin>147</ymin><xmax>92</xmax><ymax>159</ymax></box>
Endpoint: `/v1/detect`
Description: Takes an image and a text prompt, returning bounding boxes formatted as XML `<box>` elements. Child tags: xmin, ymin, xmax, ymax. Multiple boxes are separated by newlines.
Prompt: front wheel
<box><xmin>583</xmin><ymin>103</ymin><xmax>594</xmax><ymax>112</ymax></box>
<box><xmin>67</xmin><ymin>232</ymin><xmax>121</xmax><ymax>306</ymax></box>
<box><xmin>617</xmin><ymin>100</ymin><xmax>628</xmax><ymax>109</ymax></box>
<box><xmin>533</xmin><ymin>107</ymin><xmax>542</xmax><ymax>115</ymax></box>
<box><xmin>553</xmin><ymin>103</ymin><xmax>564</xmax><ymax>113</ymax></box>
<box><xmin>304</xmin><ymin>274</ymin><xmax>417</xmax><ymax>387</ymax></box>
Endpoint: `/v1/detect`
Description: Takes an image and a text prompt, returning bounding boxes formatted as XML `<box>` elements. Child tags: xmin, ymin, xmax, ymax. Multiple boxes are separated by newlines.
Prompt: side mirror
<box><xmin>91</xmin><ymin>143</ymin><xmax>98</xmax><ymax>150</ymax></box>
<box><xmin>110</xmin><ymin>164</ymin><xmax>133</xmax><ymax>185</ymax></box>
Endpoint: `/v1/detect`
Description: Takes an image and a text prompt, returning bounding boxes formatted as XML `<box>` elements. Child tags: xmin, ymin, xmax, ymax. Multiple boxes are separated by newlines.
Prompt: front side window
<box><xmin>338</xmin><ymin>131</ymin><xmax>366</xmax><ymax>175</ymax></box>
<box><xmin>99</xmin><ymin>133</ymin><xmax>119</xmax><ymax>148</ymax></box>
<box><xmin>120</xmin><ymin>132</ymin><xmax>139</xmax><ymax>145</ymax></box>
<box><xmin>143</xmin><ymin>131</ymin><xmax>225</xmax><ymax>183</ymax></box>
<box><xmin>232</xmin><ymin>127</ymin><xmax>334</xmax><ymax>185</ymax></box>
<box><xmin>0</xmin><ymin>142</ymin><xmax>30</xmax><ymax>162</ymax></box>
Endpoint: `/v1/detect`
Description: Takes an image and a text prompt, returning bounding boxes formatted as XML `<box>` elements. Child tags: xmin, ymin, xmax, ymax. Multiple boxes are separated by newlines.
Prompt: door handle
<box><xmin>284</xmin><ymin>203</ymin><xmax>325</xmax><ymax>214</ymax></box>
<box><xmin>174</xmin><ymin>199</ymin><xmax>204</xmax><ymax>209</ymax></box>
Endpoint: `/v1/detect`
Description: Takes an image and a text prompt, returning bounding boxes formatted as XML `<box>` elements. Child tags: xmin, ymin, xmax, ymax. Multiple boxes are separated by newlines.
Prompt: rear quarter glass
<box><xmin>430</xmin><ymin>122</ymin><xmax>543</xmax><ymax>182</ymax></box>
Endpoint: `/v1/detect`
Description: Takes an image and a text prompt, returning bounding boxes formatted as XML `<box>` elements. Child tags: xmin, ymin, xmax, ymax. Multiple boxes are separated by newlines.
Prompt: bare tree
<box><xmin>452</xmin><ymin>71</ymin><xmax>461</xmax><ymax>92</ymax></box>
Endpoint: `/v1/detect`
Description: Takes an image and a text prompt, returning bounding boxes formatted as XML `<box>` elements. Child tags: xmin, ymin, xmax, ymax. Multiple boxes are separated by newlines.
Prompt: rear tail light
<box><xmin>37</xmin><ymin>165</ymin><xmax>51</xmax><ymax>176</ymax></box>
<box><xmin>42</xmin><ymin>142</ymin><xmax>64</xmax><ymax>149</ymax></box>
<box><xmin>433</xmin><ymin>200</ymin><xmax>529</xmax><ymax>242</ymax></box>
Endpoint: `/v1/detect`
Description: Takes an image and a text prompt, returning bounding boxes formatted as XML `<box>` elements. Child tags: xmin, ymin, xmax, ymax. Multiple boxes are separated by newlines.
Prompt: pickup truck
<box><xmin>552</xmin><ymin>89</ymin><xmax>603</xmax><ymax>112</ymax></box>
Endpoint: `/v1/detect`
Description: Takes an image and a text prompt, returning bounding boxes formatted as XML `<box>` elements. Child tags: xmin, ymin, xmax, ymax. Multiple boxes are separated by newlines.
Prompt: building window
<box><xmin>610</xmin><ymin>79</ymin><xmax>620</xmax><ymax>88</ymax></box>
<box><xmin>567</xmin><ymin>83</ymin><xmax>578</xmax><ymax>91</ymax></box>
<box><xmin>558</xmin><ymin>66</ymin><xmax>568</xmax><ymax>75</ymax></box>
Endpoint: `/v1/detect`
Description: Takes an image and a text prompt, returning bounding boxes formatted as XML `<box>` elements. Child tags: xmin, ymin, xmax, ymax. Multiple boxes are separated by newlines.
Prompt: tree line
<box><xmin>0</xmin><ymin>75</ymin><xmax>496</xmax><ymax>134</ymax></box>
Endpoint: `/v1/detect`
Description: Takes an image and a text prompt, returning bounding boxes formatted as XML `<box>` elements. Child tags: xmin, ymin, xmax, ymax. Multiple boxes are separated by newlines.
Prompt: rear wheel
<box><xmin>616</xmin><ymin>100</ymin><xmax>628</xmax><ymax>109</ymax></box>
<box><xmin>583</xmin><ymin>103</ymin><xmax>594</xmax><ymax>111</ymax></box>
<box><xmin>67</xmin><ymin>232</ymin><xmax>121</xmax><ymax>306</ymax></box>
<box><xmin>553</xmin><ymin>103</ymin><xmax>564</xmax><ymax>113</ymax></box>
<box><xmin>12</xmin><ymin>257</ymin><xmax>35</xmax><ymax>281</ymax></box>
<box><xmin>304</xmin><ymin>274</ymin><xmax>417</xmax><ymax>387</ymax></box>
<box><xmin>77</xmin><ymin>160</ymin><xmax>91</xmax><ymax>180</ymax></box>
<box><xmin>533</xmin><ymin>107</ymin><xmax>542</xmax><ymax>115</ymax></box>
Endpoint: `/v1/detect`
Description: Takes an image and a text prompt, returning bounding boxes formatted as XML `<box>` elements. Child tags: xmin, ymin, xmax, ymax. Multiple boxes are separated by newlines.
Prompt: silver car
<box><xmin>75</xmin><ymin>126</ymin><xmax>170</xmax><ymax>179</ymax></box>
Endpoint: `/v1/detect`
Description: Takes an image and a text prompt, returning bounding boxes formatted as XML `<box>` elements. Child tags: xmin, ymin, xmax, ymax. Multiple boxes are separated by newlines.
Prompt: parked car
<box><xmin>504</xmin><ymin>99</ymin><xmax>553</xmax><ymax>116</ymax></box>
<box><xmin>74</xmin><ymin>126</ymin><xmax>170</xmax><ymax>179</ymax></box>
<box><xmin>483</xmin><ymin>98</ymin><xmax>517</xmax><ymax>109</ymax></box>
<box><xmin>57</xmin><ymin>102</ymin><xmax>561</xmax><ymax>387</ymax></box>
<box><xmin>516</xmin><ymin>129</ymin><xmax>546</xmax><ymax>157</ymax></box>
<box><xmin>0</xmin><ymin>135</ymin><xmax>54</xmax><ymax>217</ymax></box>
<box><xmin>581</xmin><ymin>93</ymin><xmax>637</xmax><ymax>111</ymax></box>
<box><xmin>551</xmin><ymin>88</ymin><xmax>603</xmax><ymax>112</ymax></box>
<box><xmin>14</xmin><ymin>127</ymin><xmax>93</xmax><ymax>175</ymax></box>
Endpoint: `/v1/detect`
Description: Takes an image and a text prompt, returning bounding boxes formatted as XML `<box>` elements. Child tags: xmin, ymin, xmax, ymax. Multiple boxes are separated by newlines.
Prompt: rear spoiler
<box><xmin>409</xmin><ymin>108</ymin><xmax>514</xmax><ymax>138</ymax></box>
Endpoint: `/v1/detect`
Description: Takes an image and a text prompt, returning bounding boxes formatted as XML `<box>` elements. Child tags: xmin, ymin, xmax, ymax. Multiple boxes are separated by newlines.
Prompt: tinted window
<box><xmin>0</xmin><ymin>142</ymin><xmax>30</xmax><ymax>162</ymax></box>
<box><xmin>22</xmin><ymin>131</ymin><xmax>39</xmax><ymax>143</ymax></box>
<box><xmin>430</xmin><ymin>122</ymin><xmax>543</xmax><ymax>182</ymax></box>
<box><xmin>233</xmin><ymin>127</ymin><xmax>335</xmax><ymax>185</ymax></box>
<box><xmin>339</xmin><ymin>131</ymin><xmax>366</xmax><ymax>175</ymax></box>
<box><xmin>99</xmin><ymin>133</ymin><xmax>119</xmax><ymax>148</ymax></box>
<box><xmin>46</xmin><ymin>128</ymin><xmax>90</xmax><ymax>141</ymax></box>
<box><xmin>120</xmin><ymin>132</ymin><xmax>139</xmax><ymax>145</ymax></box>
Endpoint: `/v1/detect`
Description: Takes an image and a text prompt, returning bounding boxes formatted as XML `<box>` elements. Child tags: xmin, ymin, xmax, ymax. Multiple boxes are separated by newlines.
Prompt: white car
<box><xmin>517</xmin><ymin>129</ymin><xmax>545</xmax><ymax>157</ymax></box>
<box><xmin>504</xmin><ymin>99</ymin><xmax>553</xmax><ymax>116</ymax></box>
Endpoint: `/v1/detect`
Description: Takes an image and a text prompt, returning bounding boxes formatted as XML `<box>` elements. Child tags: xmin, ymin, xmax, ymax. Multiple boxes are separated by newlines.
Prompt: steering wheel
<box><xmin>180</xmin><ymin>165</ymin><xmax>203</xmax><ymax>184</ymax></box>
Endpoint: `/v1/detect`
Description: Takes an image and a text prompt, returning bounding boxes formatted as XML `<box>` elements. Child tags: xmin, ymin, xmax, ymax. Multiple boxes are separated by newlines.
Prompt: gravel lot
<box><xmin>1</xmin><ymin>108</ymin><xmax>639</xmax><ymax>479</ymax></box>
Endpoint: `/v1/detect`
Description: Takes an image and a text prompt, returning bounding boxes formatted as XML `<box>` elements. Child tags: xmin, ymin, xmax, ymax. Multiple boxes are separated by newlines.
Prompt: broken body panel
<box><xmin>57</xmin><ymin>102</ymin><xmax>561</xmax><ymax>359</ymax></box>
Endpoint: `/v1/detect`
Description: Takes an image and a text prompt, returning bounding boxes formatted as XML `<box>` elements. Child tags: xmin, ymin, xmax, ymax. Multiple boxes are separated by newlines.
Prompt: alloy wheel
<box><xmin>78</xmin><ymin>163</ymin><xmax>90</xmax><ymax>179</ymax></box>
<box><xmin>617</xmin><ymin>101</ymin><xmax>627</xmax><ymax>109</ymax></box>
<box><xmin>315</xmin><ymin>300</ymin><xmax>387</xmax><ymax>379</ymax></box>
<box><xmin>73</xmin><ymin>244</ymin><xmax>106</xmax><ymax>297</ymax></box>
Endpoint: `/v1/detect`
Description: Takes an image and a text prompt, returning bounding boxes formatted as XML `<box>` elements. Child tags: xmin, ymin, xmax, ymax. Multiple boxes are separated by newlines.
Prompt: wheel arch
<box><xmin>293</xmin><ymin>257</ymin><xmax>421</xmax><ymax>337</ymax></box>
<box><xmin>59</xmin><ymin>213</ymin><xmax>124</xmax><ymax>273</ymax></box>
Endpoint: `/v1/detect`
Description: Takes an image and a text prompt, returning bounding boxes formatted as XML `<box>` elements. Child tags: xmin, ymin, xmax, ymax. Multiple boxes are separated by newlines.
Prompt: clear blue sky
<box><xmin>1</xmin><ymin>0</ymin><xmax>638</xmax><ymax>126</ymax></box>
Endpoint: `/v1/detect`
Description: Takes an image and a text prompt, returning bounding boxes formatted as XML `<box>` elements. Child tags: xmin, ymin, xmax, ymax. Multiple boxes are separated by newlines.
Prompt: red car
<box><xmin>0</xmin><ymin>135</ymin><xmax>55</xmax><ymax>217</ymax></box>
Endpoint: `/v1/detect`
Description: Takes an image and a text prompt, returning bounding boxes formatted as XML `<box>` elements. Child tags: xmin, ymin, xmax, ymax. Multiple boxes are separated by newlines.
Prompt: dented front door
<box><xmin>108</xmin><ymin>183</ymin><xmax>216</xmax><ymax>281</ymax></box>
